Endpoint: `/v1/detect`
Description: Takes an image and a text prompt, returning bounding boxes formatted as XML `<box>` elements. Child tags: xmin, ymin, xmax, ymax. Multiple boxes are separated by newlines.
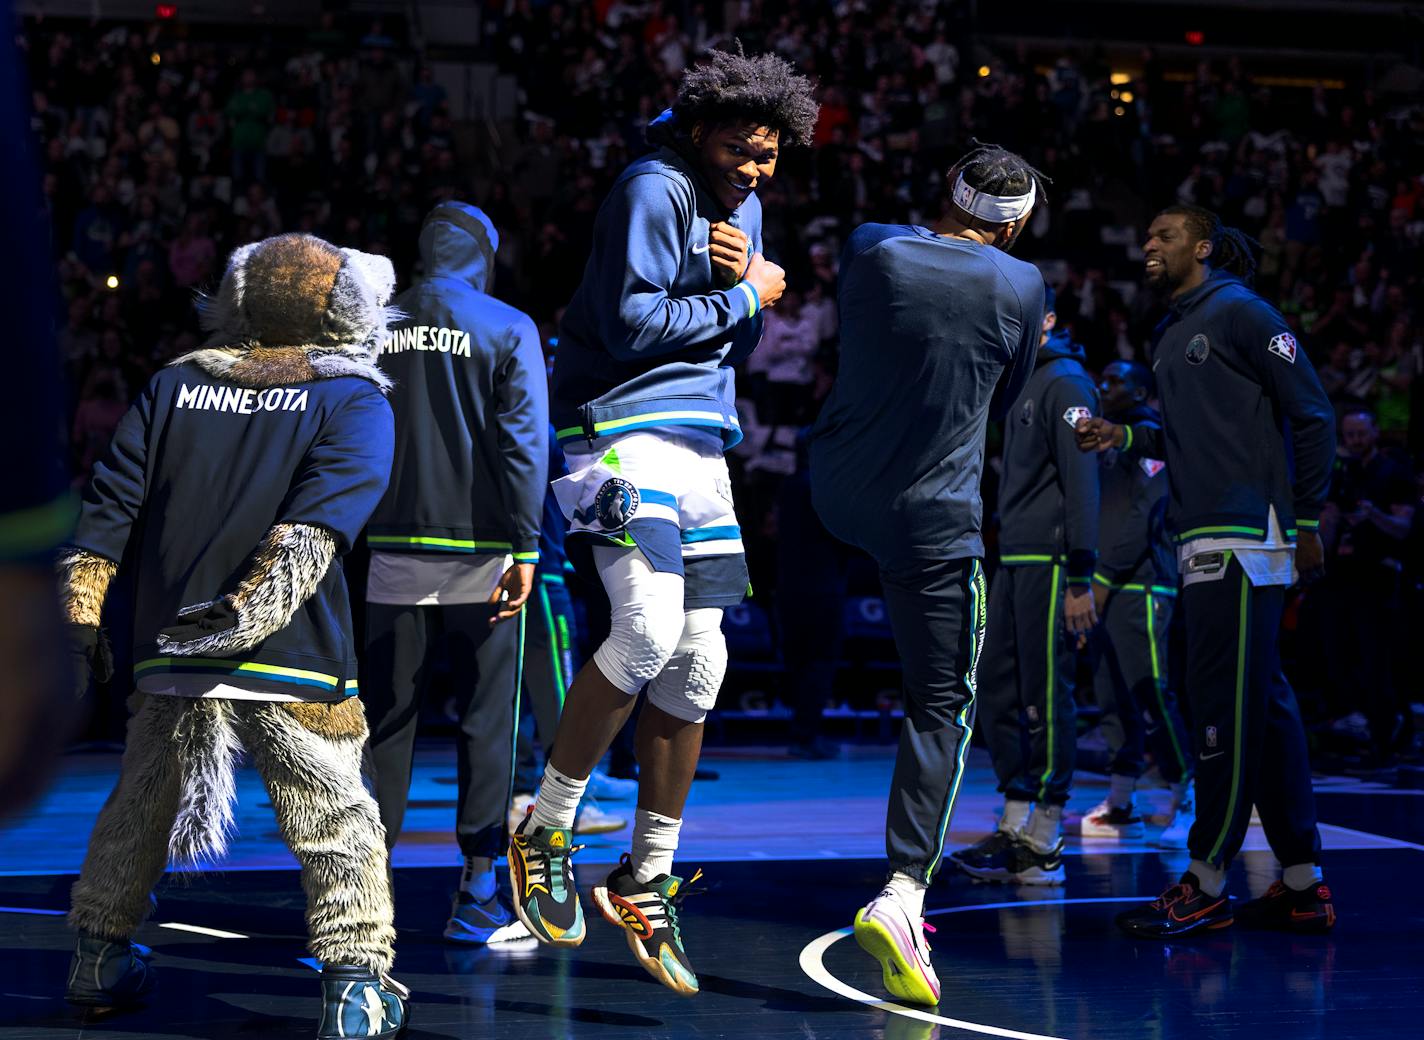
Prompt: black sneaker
<box><xmin>1116</xmin><ymin>873</ymin><xmax>1234</xmax><ymax>938</ymax></box>
<box><xmin>950</xmin><ymin>831</ymin><xmax>1065</xmax><ymax>885</ymax></box>
<box><xmin>507</xmin><ymin>811</ymin><xmax>586</xmax><ymax>946</ymax></box>
<box><xmin>1237</xmin><ymin>880</ymin><xmax>1336</xmax><ymax>933</ymax></box>
<box><xmin>591</xmin><ymin>853</ymin><xmax>704</xmax><ymax>996</ymax></box>
<box><xmin>65</xmin><ymin>934</ymin><xmax>155</xmax><ymax>1008</ymax></box>
<box><xmin>316</xmin><ymin>965</ymin><xmax>408</xmax><ymax>1039</ymax></box>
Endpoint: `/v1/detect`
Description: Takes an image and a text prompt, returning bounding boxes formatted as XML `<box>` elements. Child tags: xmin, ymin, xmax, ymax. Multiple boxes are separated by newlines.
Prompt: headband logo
<box><xmin>952</xmin><ymin>173</ymin><xmax>1036</xmax><ymax>223</ymax></box>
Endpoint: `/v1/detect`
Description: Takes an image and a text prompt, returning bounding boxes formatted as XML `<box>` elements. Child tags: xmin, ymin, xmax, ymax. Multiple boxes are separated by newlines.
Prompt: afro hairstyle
<box><xmin>672</xmin><ymin>44</ymin><xmax>819</xmax><ymax>148</ymax></box>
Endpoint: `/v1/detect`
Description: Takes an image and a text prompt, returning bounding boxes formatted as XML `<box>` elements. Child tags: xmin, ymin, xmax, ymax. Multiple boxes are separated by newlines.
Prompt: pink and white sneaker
<box><xmin>852</xmin><ymin>891</ymin><xmax>941</xmax><ymax>1006</ymax></box>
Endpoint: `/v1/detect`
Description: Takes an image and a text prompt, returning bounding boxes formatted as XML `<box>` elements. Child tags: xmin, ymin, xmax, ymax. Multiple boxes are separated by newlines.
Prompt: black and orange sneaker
<box><xmin>591</xmin><ymin>854</ymin><xmax>703</xmax><ymax>996</ymax></box>
<box><xmin>1116</xmin><ymin>873</ymin><xmax>1234</xmax><ymax>938</ymax></box>
<box><xmin>507</xmin><ymin>811</ymin><xmax>586</xmax><ymax>946</ymax></box>
<box><xmin>1237</xmin><ymin>880</ymin><xmax>1336</xmax><ymax>934</ymax></box>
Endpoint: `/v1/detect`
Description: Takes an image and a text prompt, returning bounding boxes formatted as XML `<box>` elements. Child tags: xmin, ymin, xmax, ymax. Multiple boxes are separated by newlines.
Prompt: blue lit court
<box><xmin>2</xmin><ymin>746</ymin><xmax>1419</xmax><ymax>1039</ymax></box>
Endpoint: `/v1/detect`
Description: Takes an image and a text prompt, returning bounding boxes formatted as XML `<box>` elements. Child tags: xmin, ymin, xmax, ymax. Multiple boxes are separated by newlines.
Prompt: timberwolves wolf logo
<box><xmin>593</xmin><ymin>478</ymin><xmax>640</xmax><ymax>529</ymax></box>
<box><xmin>1019</xmin><ymin>398</ymin><xmax>1035</xmax><ymax>427</ymax></box>
<box><xmin>1185</xmin><ymin>333</ymin><xmax>1211</xmax><ymax>365</ymax></box>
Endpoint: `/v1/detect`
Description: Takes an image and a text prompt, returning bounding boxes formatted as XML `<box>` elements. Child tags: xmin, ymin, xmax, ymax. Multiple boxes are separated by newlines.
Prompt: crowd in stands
<box><xmin>19</xmin><ymin>1</ymin><xmax>1424</xmax><ymax>761</ymax></box>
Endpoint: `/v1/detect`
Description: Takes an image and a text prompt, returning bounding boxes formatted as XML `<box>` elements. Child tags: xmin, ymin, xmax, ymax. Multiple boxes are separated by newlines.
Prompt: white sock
<box><xmin>999</xmin><ymin>798</ymin><xmax>1032</xmax><ymax>835</ymax></box>
<box><xmin>1108</xmin><ymin>774</ymin><xmax>1136</xmax><ymax>810</ymax></box>
<box><xmin>1023</xmin><ymin>803</ymin><xmax>1062</xmax><ymax>852</ymax></box>
<box><xmin>1282</xmin><ymin>863</ymin><xmax>1324</xmax><ymax>892</ymax></box>
<box><xmin>1169</xmin><ymin>780</ymin><xmax>1193</xmax><ymax>811</ymax></box>
<box><xmin>1189</xmin><ymin>859</ymin><xmax>1227</xmax><ymax>897</ymax></box>
<box><xmin>459</xmin><ymin>857</ymin><xmax>496</xmax><ymax>901</ymax></box>
<box><xmin>882</xmin><ymin>871</ymin><xmax>927</xmax><ymax>919</ymax></box>
<box><xmin>530</xmin><ymin>764</ymin><xmax>588</xmax><ymax>833</ymax></box>
<box><xmin>631</xmin><ymin>808</ymin><xmax>682</xmax><ymax>883</ymax></box>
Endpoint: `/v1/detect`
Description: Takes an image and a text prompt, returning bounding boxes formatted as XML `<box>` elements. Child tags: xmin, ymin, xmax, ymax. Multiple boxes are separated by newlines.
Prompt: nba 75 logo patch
<box><xmin>1062</xmin><ymin>406</ymin><xmax>1092</xmax><ymax>428</ymax></box>
<box><xmin>1268</xmin><ymin>332</ymin><xmax>1297</xmax><ymax>364</ymax></box>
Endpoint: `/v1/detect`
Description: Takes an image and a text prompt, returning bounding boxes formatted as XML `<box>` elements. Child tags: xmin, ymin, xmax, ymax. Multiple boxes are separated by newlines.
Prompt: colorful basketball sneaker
<box><xmin>316</xmin><ymin>965</ymin><xmax>409</xmax><ymax>1040</ymax></box>
<box><xmin>507</xmin><ymin>811</ymin><xmax>586</xmax><ymax>946</ymax></box>
<box><xmin>1236</xmin><ymin>880</ymin><xmax>1336</xmax><ymax>934</ymax></box>
<box><xmin>1116</xmin><ymin>873</ymin><xmax>1234</xmax><ymax>938</ymax></box>
<box><xmin>853</xmin><ymin>891</ymin><xmax>941</xmax><ymax>1006</ymax></box>
<box><xmin>591</xmin><ymin>853</ymin><xmax>703</xmax><ymax>996</ymax></box>
<box><xmin>65</xmin><ymin>934</ymin><xmax>155</xmax><ymax>1008</ymax></box>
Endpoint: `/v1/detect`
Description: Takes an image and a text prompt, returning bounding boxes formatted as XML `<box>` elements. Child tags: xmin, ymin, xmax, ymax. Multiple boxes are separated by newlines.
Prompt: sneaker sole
<box><xmin>442</xmin><ymin>918</ymin><xmax>534</xmax><ymax>944</ymax></box>
<box><xmin>573</xmin><ymin>817</ymin><xmax>628</xmax><ymax>835</ymax></box>
<box><xmin>591</xmin><ymin>885</ymin><xmax>699</xmax><ymax>997</ymax></box>
<box><xmin>506</xmin><ymin>839</ymin><xmax>586</xmax><ymax>947</ymax></box>
<box><xmin>852</xmin><ymin>909</ymin><xmax>940</xmax><ymax>1007</ymax></box>
<box><xmin>1081</xmin><ymin>824</ymin><xmax>1146</xmax><ymax>840</ymax></box>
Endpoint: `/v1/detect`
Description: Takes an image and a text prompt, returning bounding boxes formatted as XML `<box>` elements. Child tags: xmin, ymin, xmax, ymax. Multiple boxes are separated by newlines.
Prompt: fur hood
<box><xmin>174</xmin><ymin>234</ymin><xmax>401</xmax><ymax>392</ymax></box>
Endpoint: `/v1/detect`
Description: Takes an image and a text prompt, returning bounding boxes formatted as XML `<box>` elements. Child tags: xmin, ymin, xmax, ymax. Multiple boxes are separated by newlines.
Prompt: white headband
<box><xmin>951</xmin><ymin>173</ymin><xmax>1036</xmax><ymax>223</ymax></box>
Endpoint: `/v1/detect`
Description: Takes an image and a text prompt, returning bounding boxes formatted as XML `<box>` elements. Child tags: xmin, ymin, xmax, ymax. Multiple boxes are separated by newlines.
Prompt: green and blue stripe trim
<box><xmin>368</xmin><ymin>535</ymin><xmax>515</xmax><ymax>554</ymax></box>
<box><xmin>135</xmin><ymin>656</ymin><xmax>358</xmax><ymax>695</ymax></box>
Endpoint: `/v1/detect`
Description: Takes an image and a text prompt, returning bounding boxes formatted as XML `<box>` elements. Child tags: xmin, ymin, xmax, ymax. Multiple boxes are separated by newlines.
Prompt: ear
<box><xmin>1042</xmin><ymin>309</ymin><xmax>1057</xmax><ymax>334</ymax></box>
<box><xmin>690</xmin><ymin>122</ymin><xmax>705</xmax><ymax>147</ymax></box>
<box><xmin>1195</xmin><ymin>238</ymin><xmax>1214</xmax><ymax>263</ymax></box>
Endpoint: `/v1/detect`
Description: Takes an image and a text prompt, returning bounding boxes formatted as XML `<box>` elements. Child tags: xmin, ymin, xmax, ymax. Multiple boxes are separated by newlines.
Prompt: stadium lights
<box><xmin>156</xmin><ymin>4</ymin><xmax>177</xmax><ymax>18</ymax></box>
<box><xmin>1114</xmin><ymin>106</ymin><xmax>1126</xmax><ymax>117</ymax></box>
<box><xmin>105</xmin><ymin>275</ymin><xmax>120</xmax><ymax>290</ymax></box>
<box><xmin>150</xmin><ymin>52</ymin><xmax>161</xmax><ymax>65</ymax></box>
<box><xmin>1120</xmin><ymin>91</ymin><xmax>1134</xmax><ymax>103</ymax></box>
<box><xmin>1110</xmin><ymin>72</ymin><xmax>1131</xmax><ymax>86</ymax></box>
<box><xmin>977</xmin><ymin>65</ymin><xmax>991</xmax><ymax>78</ymax></box>
<box><xmin>1185</xmin><ymin>29</ymin><xmax>1205</xmax><ymax>46</ymax></box>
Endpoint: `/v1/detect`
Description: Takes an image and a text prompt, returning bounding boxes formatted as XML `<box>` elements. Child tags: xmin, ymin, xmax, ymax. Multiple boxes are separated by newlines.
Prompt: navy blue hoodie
<box><xmin>552</xmin><ymin>111</ymin><xmax>765</xmax><ymax>450</ymax></box>
<box><xmin>810</xmin><ymin>224</ymin><xmax>1043</xmax><ymax>566</ymax></box>
<box><xmin>72</xmin><ymin>363</ymin><xmax>393</xmax><ymax>700</ymax></box>
<box><xmin>1123</xmin><ymin>272</ymin><xmax>1334</xmax><ymax>544</ymax></box>
<box><xmin>367</xmin><ymin>203</ymin><xmax>548</xmax><ymax>563</ymax></box>
<box><xmin>997</xmin><ymin>330</ymin><xmax>1100</xmax><ymax>584</ymax></box>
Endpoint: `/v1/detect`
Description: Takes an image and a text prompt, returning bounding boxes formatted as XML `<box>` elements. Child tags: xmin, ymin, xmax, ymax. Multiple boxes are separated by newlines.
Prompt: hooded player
<box><xmin>59</xmin><ymin>234</ymin><xmax>408</xmax><ymax>1038</ymax></box>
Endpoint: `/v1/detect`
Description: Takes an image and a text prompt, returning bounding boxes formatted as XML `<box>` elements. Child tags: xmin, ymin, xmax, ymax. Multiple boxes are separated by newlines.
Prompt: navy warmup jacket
<box><xmin>810</xmin><ymin>224</ymin><xmax>1043</xmax><ymax>566</ymax></box>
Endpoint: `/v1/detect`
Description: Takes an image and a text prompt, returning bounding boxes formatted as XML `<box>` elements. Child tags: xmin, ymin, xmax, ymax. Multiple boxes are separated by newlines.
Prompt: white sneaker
<box><xmin>573</xmin><ymin>796</ymin><xmax>627</xmax><ymax>835</ymax></box>
<box><xmin>507</xmin><ymin>792</ymin><xmax>535</xmax><ymax>836</ymax></box>
<box><xmin>853</xmin><ymin>890</ymin><xmax>941</xmax><ymax>1006</ymax></box>
<box><xmin>1074</xmin><ymin>800</ymin><xmax>1145</xmax><ymax>840</ymax></box>
<box><xmin>1154</xmin><ymin>800</ymin><xmax>1195</xmax><ymax>849</ymax></box>
<box><xmin>586</xmin><ymin>769</ymin><xmax>639</xmax><ymax>801</ymax></box>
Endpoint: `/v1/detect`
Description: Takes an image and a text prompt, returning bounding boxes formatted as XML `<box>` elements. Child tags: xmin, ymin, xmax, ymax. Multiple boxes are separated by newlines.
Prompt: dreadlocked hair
<box><xmin>673</xmin><ymin>43</ymin><xmax>819</xmax><ymax>147</ymax></box>
<box><xmin>1160</xmin><ymin>204</ymin><xmax>1260</xmax><ymax>284</ymax></box>
<box><xmin>947</xmin><ymin>140</ymin><xmax>1051</xmax><ymax>226</ymax></box>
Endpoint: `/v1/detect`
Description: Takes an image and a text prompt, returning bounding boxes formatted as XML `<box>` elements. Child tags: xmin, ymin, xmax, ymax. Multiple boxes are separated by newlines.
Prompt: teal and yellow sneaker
<box><xmin>591</xmin><ymin>854</ymin><xmax>703</xmax><ymax>996</ymax></box>
<box><xmin>507</xmin><ymin>811</ymin><xmax>586</xmax><ymax>946</ymax></box>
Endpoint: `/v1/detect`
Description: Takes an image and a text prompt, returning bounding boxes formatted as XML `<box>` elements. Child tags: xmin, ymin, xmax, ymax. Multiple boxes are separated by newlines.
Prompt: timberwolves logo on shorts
<box><xmin>1185</xmin><ymin>333</ymin><xmax>1211</xmax><ymax>365</ymax></box>
<box><xmin>593</xmin><ymin>478</ymin><xmax>640</xmax><ymax>530</ymax></box>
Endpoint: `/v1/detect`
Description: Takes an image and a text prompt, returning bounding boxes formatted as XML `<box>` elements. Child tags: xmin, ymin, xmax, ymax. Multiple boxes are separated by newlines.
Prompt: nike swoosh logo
<box><xmin>691</xmin><ymin>243</ymin><xmax>710</xmax><ymax>254</ymax></box>
<box><xmin>1199</xmin><ymin>751</ymin><xmax>1226</xmax><ymax>761</ymax></box>
<box><xmin>1168</xmin><ymin>899</ymin><xmax>1224</xmax><ymax>924</ymax></box>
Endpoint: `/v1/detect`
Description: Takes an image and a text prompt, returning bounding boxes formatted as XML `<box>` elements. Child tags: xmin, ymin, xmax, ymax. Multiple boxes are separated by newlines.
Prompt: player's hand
<box><xmin>1075</xmin><ymin>417</ymin><xmax>1124</xmax><ymax>454</ymax></box>
<box><xmin>489</xmin><ymin>562</ymin><xmax>536</xmax><ymax>625</ymax></box>
<box><xmin>1091</xmin><ymin>580</ymin><xmax>1110</xmax><ymax>618</ymax></box>
<box><xmin>742</xmin><ymin>253</ymin><xmax>785</xmax><ymax>310</ymax></box>
<box><xmin>1295</xmin><ymin>530</ymin><xmax>1326</xmax><ymax>587</ymax></box>
<box><xmin>709</xmin><ymin>221</ymin><xmax>750</xmax><ymax>288</ymax></box>
<box><xmin>1064</xmin><ymin>585</ymin><xmax>1098</xmax><ymax>648</ymax></box>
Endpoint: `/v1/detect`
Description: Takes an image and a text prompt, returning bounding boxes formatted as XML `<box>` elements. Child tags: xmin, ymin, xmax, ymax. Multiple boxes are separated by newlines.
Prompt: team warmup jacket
<box><xmin>997</xmin><ymin>330</ymin><xmax>1100</xmax><ymax>585</ymax></box>
<box><xmin>367</xmin><ymin>203</ymin><xmax>547</xmax><ymax>565</ymax></box>
<box><xmin>1095</xmin><ymin>403</ymin><xmax>1175</xmax><ymax>593</ymax></box>
<box><xmin>1122</xmin><ymin>272</ymin><xmax>1334</xmax><ymax>544</ymax></box>
<box><xmin>811</xmin><ymin>224</ymin><xmax>1043</xmax><ymax>566</ymax></box>
<box><xmin>72</xmin><ymin>365</ymin><xmax>394</xmax><ymax>700</ymax></box>
<box><xmin>552</xmin><ymin>110</ymin><xmax>765</xmax><ymax>451</ymax></box>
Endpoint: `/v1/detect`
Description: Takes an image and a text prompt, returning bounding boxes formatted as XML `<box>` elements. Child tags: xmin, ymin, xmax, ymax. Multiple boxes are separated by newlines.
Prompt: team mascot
<box><xmin>59</xmin><ymin>234</ymin><xmax>409</xmax><ymax>1038</ymax></box>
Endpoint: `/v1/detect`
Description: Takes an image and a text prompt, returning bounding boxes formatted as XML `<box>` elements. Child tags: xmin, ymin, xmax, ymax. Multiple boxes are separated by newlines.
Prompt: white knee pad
<box><xmin>591</xmin><ymin>546</ymin><xmax>686</xmax><ymax>695</ymax></box>
<box><xmin>646</xmin><ymin>608</ymin><xmax>728</xmax><ymax>724</ymax></box>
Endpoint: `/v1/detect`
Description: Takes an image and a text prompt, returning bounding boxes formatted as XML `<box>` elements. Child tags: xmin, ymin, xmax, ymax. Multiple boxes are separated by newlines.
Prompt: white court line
<box><xmin>799</xmin><ymin>896</ymin><xmax>1148</xmax><ymax>1040</ymax></box>
<box><xmin>159</xmin><ymin>922</ymin><xmax>248</xmax><ymax>939</ymax></box>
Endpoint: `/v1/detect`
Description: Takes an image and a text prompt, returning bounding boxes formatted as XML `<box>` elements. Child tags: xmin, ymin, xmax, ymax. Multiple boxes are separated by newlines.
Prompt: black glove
<box><xmin>68</xmin><ymin>623</ymin><xmax>114</xmax><ymax>699</ymax></box>
<box><xmin>158</xmin><ymin>599</ymin><xmax>239</xmax><ymax>649</ymax></box>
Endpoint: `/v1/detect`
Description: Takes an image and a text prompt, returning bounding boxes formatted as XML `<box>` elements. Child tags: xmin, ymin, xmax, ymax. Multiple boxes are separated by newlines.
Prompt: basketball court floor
<box><xmin>2</xmin><ymin>746</ymin><xmax>1420</xmax><ymax>1039</ymax></box>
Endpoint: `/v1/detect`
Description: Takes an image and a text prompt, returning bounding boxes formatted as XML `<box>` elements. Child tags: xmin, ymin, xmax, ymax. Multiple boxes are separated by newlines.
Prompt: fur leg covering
<box><xmin>57</xmin><ymin>550</ymin><xmax>117</xmax><ymax>626</ymax></box>
<box><xmin>241</xmin><ymin>702</ymin><xmax>395</xmax><ymax>974</ymax></box>
<box><xmin>168</xmin><ymin>698</ymin><xmax>242</xmax><ymax>867</ymax></box>
<box><xmin>69</xmin><ymin>696</ymin><xmax>187</xmax><ymax>940</ymax></box>
<box><xmin>157</xmin><ymin>522</ymin><xmax>336</xmax><ymax>657</ymax></box>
